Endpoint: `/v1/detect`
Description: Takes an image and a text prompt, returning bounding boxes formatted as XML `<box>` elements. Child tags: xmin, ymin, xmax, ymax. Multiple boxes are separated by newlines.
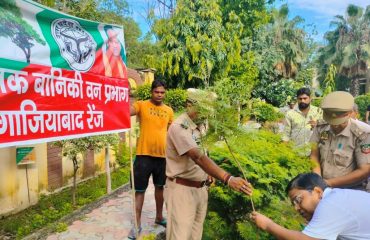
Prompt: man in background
<box><xmin>365</xmin><ymin>104</ymin><xmax>370</xmax><ymax>125</ymax></box>
<box><xmin>282</xmin><ymin>87</ymin><xmax>322</xmax><ymax>156</ymax></box>
<box><xmin>351</xmin><ymin>103</ymin><xmax>370</xmax><ymax>131</ymax></box>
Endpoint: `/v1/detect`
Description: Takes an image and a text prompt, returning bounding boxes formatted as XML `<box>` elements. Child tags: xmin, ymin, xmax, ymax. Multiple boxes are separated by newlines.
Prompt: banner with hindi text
<box><xmin>0</xmin><ymin>0</ymin><xmax>130</xmax><ymax>148</ymax></box>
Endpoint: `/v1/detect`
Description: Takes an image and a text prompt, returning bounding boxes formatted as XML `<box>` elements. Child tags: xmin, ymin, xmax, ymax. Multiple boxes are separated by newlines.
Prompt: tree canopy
<box><xmin>318</xmin><ymin>4</ymin><xmax>370</xmax><ymax>96</ymax></box>
<box><xmin>0</xmin><ymin>0</ymin><xmax>46</xmax><ymax>63</ymax></box>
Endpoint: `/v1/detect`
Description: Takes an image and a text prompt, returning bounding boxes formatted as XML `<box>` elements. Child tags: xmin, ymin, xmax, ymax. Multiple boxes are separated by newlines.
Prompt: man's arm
<box><xmin>326</xmin><ymin>164</ymin><xmax>370</xmax><ymax>187</ymax></box>
<box><xmin>282</xmin><ymin>115</ymin><xmax>292</xmax><ymax>142</ymax></box>
<box><xmin>251</xmin><ymin>212</ymin><xmax>319</xmax><ymax>240</ymax></box>
<box><xmin>130</xmin><ymin>104</ymin><xmax>137</xmax><ymax>116</ymax></box>
<box><xmin>310</xmin><ymin>143</ymin><xmax>321</xmax><ymax>176</ymax></box>
<box><xmin>186</xmin><ymin>147</ymin><xmax>252</xmax><ymax>195</ymax></box>
<box><xmin>130</xmin><ymin>106</ymin><xmax>136</xmax><ymax>116</ymax></box>
<box><xmin>366</xmin><ymin>110</ymin><xmax>369</xmax><ymax>122</ymax></box>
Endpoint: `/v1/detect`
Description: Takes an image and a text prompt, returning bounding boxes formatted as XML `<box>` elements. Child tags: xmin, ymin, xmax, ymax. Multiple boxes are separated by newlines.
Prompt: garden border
<box><xmin>23</xmin><ymin>183</ymin><xmax>131</xmax><ymax>240</ymax></box>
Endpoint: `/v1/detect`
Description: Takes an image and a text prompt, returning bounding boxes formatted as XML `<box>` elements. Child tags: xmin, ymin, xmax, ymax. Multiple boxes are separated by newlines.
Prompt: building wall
<box><xmin>0</xmin><ymin>144</ymin><xmax>48</xmax><ymax>216</ymax></box>
<box><xmin>143</xmin><ymin>71</ymin><xmax>155</xmax><ymax>84</ymax></box>
<box><xmin>0</xmin><ymin>144</ymin><xmax>118</xmax><ymax>217</ymax></box>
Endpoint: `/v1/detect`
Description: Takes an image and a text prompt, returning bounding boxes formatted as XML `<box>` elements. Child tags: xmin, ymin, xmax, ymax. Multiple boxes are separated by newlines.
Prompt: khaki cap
<box><xmin>321</xmin><ymin>91</ymin><xmax>354</xmax><ymax>125</ymax></box>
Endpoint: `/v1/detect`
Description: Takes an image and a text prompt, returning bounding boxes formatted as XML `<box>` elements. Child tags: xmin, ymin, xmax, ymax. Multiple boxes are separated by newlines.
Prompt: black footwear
<box><xmin>155</xmin><ymin>218</ymin><xmax>167</xmax><ymax>228</ymax></box>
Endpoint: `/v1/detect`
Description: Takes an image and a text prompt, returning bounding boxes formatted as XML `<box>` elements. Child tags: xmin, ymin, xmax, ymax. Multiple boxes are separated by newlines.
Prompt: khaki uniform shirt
<box><xmin>166</xmin><ymin>113</ymin><xmax>207</xmax><ymax>181</ymax></box>
<box><xmin>310</xmin><ymin>119</ymin><xmax>370</xmax><ymax>189</ymax></box>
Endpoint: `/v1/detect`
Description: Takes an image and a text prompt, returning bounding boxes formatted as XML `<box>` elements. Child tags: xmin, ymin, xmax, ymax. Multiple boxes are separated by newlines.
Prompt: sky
<box><xmin>127</xmin><ymin>0</ymin><xmax>370</xmax><ymax>43</ymax></box>
<box><xmin>276</xmin><ymin>0</ymin><xmax>369</xmax><ymax>42</ymax></box>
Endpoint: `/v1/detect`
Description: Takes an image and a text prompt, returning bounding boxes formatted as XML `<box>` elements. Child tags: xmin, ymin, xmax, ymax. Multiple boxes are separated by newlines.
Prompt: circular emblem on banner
<box><xmin>51</xmin><ymin>19</ymin><xmax>97</xmax><ymax>72</ymax></box>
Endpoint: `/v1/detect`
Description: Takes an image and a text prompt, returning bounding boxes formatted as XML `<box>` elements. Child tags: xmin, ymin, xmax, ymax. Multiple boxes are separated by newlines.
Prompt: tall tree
<box><xmin>319</xmin><ymin>4</ymin><xmax>370</xmax><ymax>96</ymax></box>
<box><xmin>0</xmin><ymin>0</ymin><xmax>46</xmax><ymax>63</ymax></box>
<box><xmin>250</xmin><ymin>4</ymin><xmax>313</xmax><ymax>106</ymax></box>
<box><xmin>152</xmin><ymin>0</ymin><xmax>243</xmax><ymax>88</ymax></box>
<box><xmin>219</xmin><ymin>0</ymin><xmax>273</xmax><ymax>38</ymax></box>
<box><xmin>268</xmin><ymin>4</ymin><xmax>309</xmax><ymax>79</ymax></box>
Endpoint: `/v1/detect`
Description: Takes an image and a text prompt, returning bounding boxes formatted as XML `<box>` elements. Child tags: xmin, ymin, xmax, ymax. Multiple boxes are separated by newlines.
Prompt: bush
<box><xmin>253</xmin><ymin>78</ymin><xmax>304</xmax><ymax>107</ymax></box>
<box><xmin>134</xmin><ymin>84</ymin><xmax>187</xmax><ymax>111</ymax></box>
<box><xmin>164</xmin><ymin>88</ymin><xmax>187</xmax><ymax>111</ymax></box>
<box><xmin>247</xmin><ymin>99</ymin><xmax>284</xmax><ymax>123</ymax></box>
<box><xmin>135</xmin><ymin>84</ymin><xmax>151</xmax><ymax>100</ymax></box>
<box><xmin>203</xmin><ymin>130</ymin><xmax>310</xmax><ymax>239</ymax></box>
<box><xmin>113</xmin><ymin>142</ymin><xmax>132</xmax><ymax>167</ymax></box>
<box><xmin>355</xmin><ymin>94</ymin><xmax>370</xmax><ymax>121</ymax></box>
<box><xmin>311</xmin><ymin>97</ymin><xmax>322</xmax><ymax>108</ymax></box>
<box><xmin>54</xmin><ymin>222</ymin><xmax>68</xmax><ymax>233</ymax></box>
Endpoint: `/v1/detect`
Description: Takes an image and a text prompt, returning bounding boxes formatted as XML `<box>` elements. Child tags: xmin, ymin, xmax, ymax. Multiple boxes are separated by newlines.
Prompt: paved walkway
<box><xmin>47</xmin><ymin>180</ymin><xmax>165</xmax><ymax>240</ymax></box>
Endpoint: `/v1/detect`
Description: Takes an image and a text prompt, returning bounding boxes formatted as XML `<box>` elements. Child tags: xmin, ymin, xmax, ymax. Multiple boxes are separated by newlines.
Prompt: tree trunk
<box><xmin>20</xmin><ymin>46</ymin><xmax>30</xmax><ymax>63</ymax></box>
<box><xmin>350</xmin><ymin>77</ymin><xmax>360</xmax><ymax>97</ymax></box>
<box><xmin>105</xmin><ymin>146</ymin><xmax>112</xmax><ymax>194</ymax></box>
<box><xmin>72</xmin><ymin>156</ymin><xmax>79</xmax><ymax>206</ymax></box>
<box><xmin>26</xmin><ymin>47</ymin><xmax>31</xmax><ymax>63</ymax></box>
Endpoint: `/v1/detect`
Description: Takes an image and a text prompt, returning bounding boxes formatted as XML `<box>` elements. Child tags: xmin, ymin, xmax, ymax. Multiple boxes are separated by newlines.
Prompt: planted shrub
<box><xmin>203</xmin><ymin>130</ymin><xmax>310</xmax><ymax>239</ymax></box>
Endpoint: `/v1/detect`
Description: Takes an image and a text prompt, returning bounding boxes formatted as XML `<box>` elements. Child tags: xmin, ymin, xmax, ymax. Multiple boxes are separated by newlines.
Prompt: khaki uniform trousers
<box><xmin>164</xmin><ymin>179</ymin><xmax>208</xmax><ymax>240</ymax></box>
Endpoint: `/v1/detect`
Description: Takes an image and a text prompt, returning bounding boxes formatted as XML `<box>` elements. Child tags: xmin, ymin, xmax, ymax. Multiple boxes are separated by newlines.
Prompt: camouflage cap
<box><xmin>321</xmin><ymin>91</ymin><xmax>354</xmax><ymax>125</ymax></box>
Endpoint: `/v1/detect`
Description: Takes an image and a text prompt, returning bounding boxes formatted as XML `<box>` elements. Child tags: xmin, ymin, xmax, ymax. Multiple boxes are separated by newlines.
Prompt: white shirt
<box><xmin>352</xmin><ymin>119</ymin><xmax>370</xmax><ymax>133</ymax></box>
<box><xmin>302</xmin><ymin>188</ymin><xmax>370</xmax><ymax>240</ymax></box>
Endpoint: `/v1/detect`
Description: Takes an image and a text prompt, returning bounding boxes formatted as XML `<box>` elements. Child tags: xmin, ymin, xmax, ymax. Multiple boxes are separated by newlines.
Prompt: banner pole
<box><xmin>129</xmin><ymin>130</ymin><xmax>139</xmax><ymax>237</ymax></box>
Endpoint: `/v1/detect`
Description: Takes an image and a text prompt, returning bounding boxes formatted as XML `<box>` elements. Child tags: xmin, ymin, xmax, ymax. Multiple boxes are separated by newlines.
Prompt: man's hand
<box><xmin>250</xmin><ymin>211</ymin><xmax>274</xmax><ymax>231</ymax></box>
<box><xmin>228</xmin><ymin>177</ymin><xmax>253</xmax><ymax>196</ymax></box>
<box><xmin>308</xmin><ymin>118</ymin><xmax>317</xmax><ymax>130</ymax></box>
<box><xmin>251</xmin><ymin>211</ymin><xmax>317</xmax><ymax>240</ymax></box>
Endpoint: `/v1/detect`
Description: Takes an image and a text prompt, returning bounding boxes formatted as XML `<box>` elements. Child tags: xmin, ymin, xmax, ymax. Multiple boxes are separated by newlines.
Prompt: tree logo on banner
<box><xmin>51</xmin><ymin>19</ymin><xmax>97</xmax><ymax>72</ymax></box>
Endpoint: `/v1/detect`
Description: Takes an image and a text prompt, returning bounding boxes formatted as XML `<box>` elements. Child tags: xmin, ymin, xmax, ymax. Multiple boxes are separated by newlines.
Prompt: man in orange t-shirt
<box><xmin>128</xmin><ymin>80</ymin><xmax>174</xmax><ymax>239</ymax></box>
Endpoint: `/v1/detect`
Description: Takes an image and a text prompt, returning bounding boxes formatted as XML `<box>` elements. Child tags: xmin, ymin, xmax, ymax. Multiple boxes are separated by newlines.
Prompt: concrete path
<box><xmin>47</xmin><ymin>179</ymin><xmax>165</xmax><ymax>240</ymax></box>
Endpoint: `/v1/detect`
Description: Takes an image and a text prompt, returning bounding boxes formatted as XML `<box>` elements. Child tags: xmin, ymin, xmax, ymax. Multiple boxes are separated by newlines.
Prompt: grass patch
<box><xmin>0</xmin><ymin>167</ymin><xmax>130</xmax><ymax>239</ymax></box>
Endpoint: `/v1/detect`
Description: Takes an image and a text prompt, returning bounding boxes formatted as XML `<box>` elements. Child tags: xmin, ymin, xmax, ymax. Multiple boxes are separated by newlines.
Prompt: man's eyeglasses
<box><xmin>291</xmin><ymin>193</ymin><xmax>303</xmax><ymax>206</ymax></box>
<box><xmin>291</xmin><ymin>190</ymin><xmax>312</xmax><ymax>206</ymax></box>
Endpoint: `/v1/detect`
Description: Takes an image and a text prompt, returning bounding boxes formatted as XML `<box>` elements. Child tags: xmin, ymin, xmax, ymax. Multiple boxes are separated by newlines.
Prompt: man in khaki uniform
<box><xmin>310</xmin><ymin>91</ymin><xmax>370</xmax><ymax>191</ymax></box>
<box><xmin>165</xmin><ymin>89</ymin><xmax>253</xmax><ymax>240</ymax></box>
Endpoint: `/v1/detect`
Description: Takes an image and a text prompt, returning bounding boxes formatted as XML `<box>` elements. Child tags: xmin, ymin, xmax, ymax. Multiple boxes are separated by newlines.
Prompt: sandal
<box><xmin>155</xmin><ymin>218</ymin><xmax>167</xmax><ymax>227</ymax></box>
<box><xmin>128</xmin><ymin>226</ymin><xmax>142</xmax><ymax>239</ymax></box>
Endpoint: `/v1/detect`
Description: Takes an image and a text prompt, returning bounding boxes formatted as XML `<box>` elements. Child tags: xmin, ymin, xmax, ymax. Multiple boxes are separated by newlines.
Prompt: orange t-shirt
<box><xmin>133</xmin><ymin>100</ymin><xmax>174</xmax><ymax>157</ymax></box>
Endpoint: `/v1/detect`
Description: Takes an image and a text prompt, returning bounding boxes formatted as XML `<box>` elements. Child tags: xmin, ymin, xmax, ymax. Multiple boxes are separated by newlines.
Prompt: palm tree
<box><xmin>269</xmin><ymin>4</ymin><xmax>308</xmax><ymax>79</ymax></box>
<box><xmin>320</xmin><ymin>4</ymin><xmax>370</xmax><ymax>96</ymax></box>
